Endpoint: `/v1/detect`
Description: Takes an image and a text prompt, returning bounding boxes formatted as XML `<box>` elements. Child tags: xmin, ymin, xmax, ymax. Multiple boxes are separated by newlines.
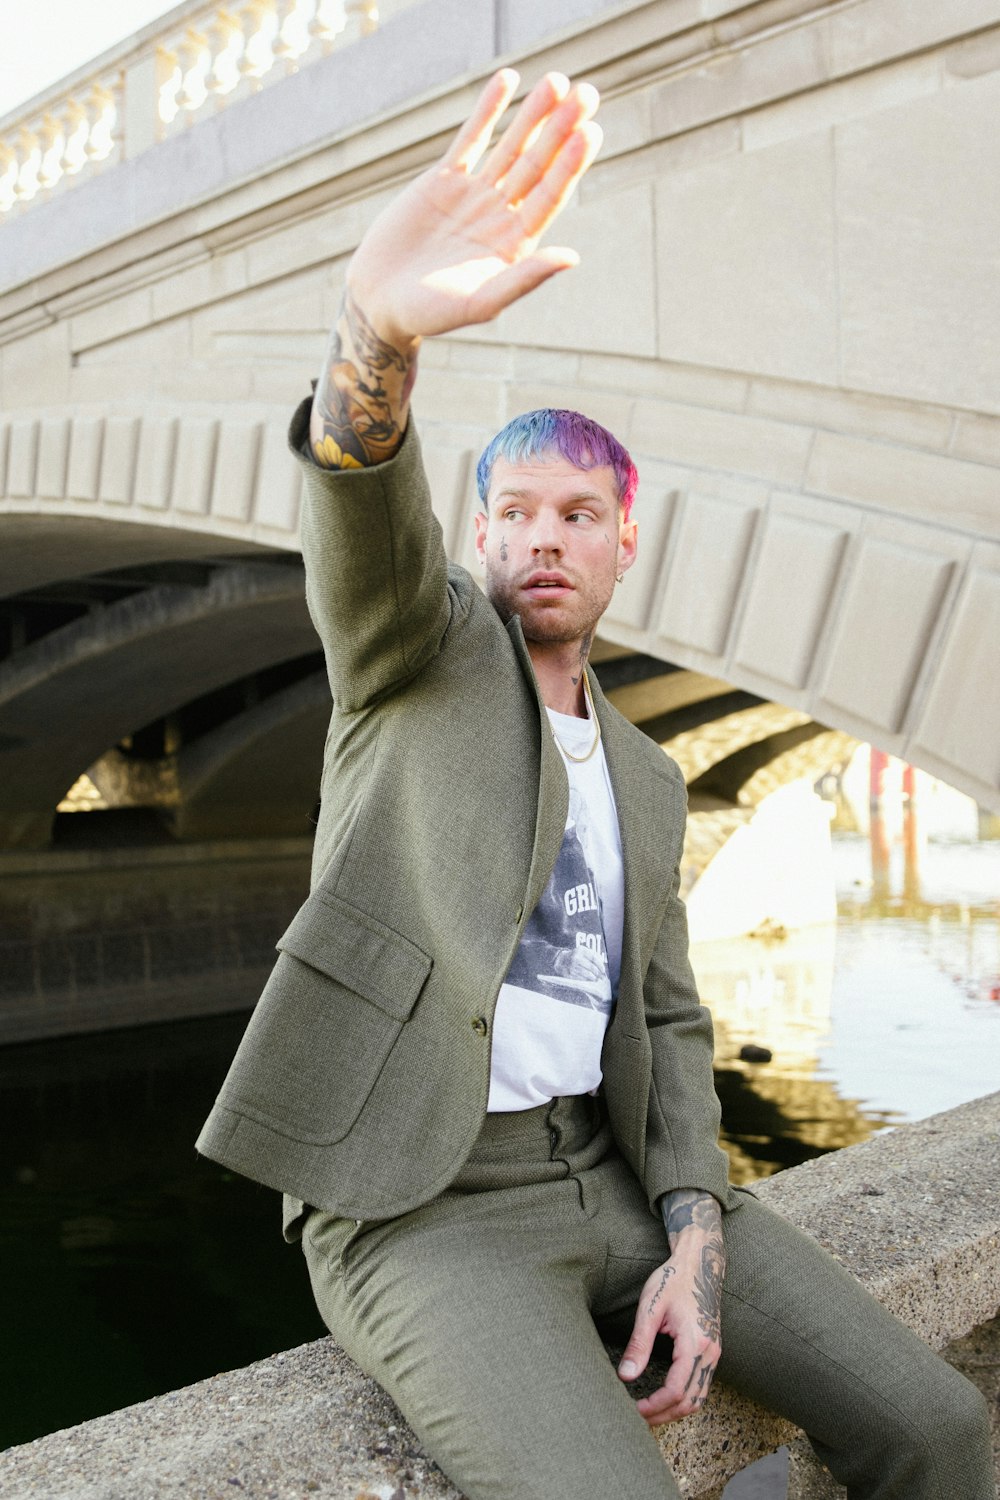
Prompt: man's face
<box><xmin>474</xmin><ymin>454</ymin><xmax>637</xmax><ymax>646</ymax></box>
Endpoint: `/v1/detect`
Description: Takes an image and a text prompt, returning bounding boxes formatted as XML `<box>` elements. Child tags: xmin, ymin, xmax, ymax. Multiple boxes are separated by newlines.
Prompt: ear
<box><xmin>474</xmin><ymin>509</ymin><xmax>488</xmax><ymax>567</ymax></box>
<box><xmin>617</xmin><ymin>516</ymin><xmax>638</xmax><ymax>577</ymax></box>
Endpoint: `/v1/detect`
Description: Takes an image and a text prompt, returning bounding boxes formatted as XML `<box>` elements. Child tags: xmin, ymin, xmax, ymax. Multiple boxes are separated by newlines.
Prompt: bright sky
<box><xmin>0</xmin><ymin>0</ymin><xmax>179</xmax><ymax>119</ymax></box>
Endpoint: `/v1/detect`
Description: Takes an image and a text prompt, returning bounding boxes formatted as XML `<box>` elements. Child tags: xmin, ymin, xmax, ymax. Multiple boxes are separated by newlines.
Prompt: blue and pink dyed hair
<box><xmin>476</xmin><ymin>409</ymin><xmax>638</xmax><ymax>520</ymax></box>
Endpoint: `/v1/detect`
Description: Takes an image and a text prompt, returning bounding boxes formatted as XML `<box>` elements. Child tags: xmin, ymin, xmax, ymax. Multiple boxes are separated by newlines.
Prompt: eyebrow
<box><xmin>493</xmin><ymin>485</ymin><xmax>612</xmax><ymax>506</ymax></box>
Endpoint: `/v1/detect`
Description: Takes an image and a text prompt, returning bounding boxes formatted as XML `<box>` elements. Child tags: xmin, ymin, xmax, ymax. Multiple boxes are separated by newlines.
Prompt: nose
<box><xmin>529</xmin><ymin>510</ymin><xmax>563</xmax><ymax>555</ymax></box>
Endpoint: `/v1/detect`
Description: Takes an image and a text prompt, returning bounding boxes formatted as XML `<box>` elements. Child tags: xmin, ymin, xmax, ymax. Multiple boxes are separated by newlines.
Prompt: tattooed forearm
<box><xmin>310</xmin><ymin>291</ymin><xmax>418</xmax><ymax>469</ymax></box>
<box><xmin>661</xmin><ymin>1188</ymin><xmax>721</xmax><ymax>1246</ymax></box>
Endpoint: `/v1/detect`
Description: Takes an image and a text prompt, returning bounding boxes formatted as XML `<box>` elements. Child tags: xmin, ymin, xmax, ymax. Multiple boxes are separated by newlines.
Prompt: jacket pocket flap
<box><xmin>277</xmin><ymin>893</ymin><xmax>431</xmax><ymax>1023</ymax></box>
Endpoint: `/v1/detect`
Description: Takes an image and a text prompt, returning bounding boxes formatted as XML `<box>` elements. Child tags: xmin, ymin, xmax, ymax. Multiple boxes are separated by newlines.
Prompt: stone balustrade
<box><xmin>0</xmin><ymin>0</ymin><xmax>413</xmax><ymax>217</ymax></box>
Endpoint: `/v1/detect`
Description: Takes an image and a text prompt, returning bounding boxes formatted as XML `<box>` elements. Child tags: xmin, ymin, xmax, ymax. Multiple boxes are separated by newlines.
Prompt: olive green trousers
<box><xmin>302</xmin><ymin>1096</ymin><xmax>993</xmax><ymax>1500</ymax></box>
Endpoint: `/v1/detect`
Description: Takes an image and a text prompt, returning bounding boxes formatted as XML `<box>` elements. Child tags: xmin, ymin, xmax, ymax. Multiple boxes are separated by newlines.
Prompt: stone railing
<box><xmin>0</xmin><ymin>0</ymin><xmax>416</xmax><ymax>217</ymax></box>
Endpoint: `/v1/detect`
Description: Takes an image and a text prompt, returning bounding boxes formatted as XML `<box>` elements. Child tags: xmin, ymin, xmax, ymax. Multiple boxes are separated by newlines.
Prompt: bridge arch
<box><xmin>0</xmin><ymin>557</ymin><xmax>314</xmax><ymax>848</ymax></box>
<box><xmin>1</xmin><ymin>390</ymin><xmax>997</xmax><ymax>850</ymax></box>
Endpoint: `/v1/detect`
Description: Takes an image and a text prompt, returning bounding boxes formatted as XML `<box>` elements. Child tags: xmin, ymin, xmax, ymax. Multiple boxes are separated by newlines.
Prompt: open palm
<box><xmin>346</xmin><ymin>70</ymin><xmax>602</xmax><ymax>348</ymax></box>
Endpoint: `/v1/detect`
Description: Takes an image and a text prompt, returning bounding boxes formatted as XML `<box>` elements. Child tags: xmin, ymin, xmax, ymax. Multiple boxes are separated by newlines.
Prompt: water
<box><xmin>694</xmin><ymin>814</ymin><xmax>1000</xmax><ymax>1183</ymax></box>
<box><xmin>1</xmin><ymin>831</ymin><xmax>998</xmax><ymax>1452</ymax></box>
<box><xmin>0</xmin><ymin>1014</ymin><xmax>322</xmax><ymax>1451</ymax></box>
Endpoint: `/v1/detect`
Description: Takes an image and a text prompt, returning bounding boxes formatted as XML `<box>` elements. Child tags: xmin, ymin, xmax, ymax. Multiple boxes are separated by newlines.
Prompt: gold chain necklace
<box><xmin>551</xmin><ymin>673</ymin><xmax>602</xmax><ymax>764</ymax></box>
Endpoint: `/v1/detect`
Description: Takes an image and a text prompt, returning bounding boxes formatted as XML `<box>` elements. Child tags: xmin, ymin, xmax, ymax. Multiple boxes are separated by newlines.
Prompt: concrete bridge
<box><xmin>2</xmin><ymin>9</ymin><xmax>998</xmax><ymax>1492</ymax></box>
<box><xmin>2</xmin><ymin>0</ymin><xmax>999</xmax><ymax>856</ymax></box>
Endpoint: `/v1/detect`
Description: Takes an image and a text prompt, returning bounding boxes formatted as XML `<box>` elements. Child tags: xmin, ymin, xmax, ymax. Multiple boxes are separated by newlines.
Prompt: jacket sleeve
<box><xmin>289</xmin><ymin>397</ymin><xmax>451</xmax><ymax>712</ymax></box>
<box><xmin>640</xmin><ymin>771</ymin><xmax>734</xmax><ymax>1211</ymax></box>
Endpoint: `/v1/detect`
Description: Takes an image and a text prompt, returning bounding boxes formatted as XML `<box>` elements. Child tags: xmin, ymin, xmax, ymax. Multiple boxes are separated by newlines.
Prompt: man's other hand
<box><xmin>617</xmin><ymin>1189</ymin><xmax>725</xmax><ymax>1425</ymax></box>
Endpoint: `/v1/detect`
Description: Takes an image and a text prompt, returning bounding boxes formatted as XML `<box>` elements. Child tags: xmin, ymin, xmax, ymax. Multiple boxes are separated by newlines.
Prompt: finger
<box><xmin>499</xmin><ymin>81</ymin><xmax>600</xmax><ymax>206</ymax></box>
<box><xmin>637</xmin><ymin>1348</ymin><xmax>717</xmax><ymax>1424</ymax></box>
<box><xmin>518</xmin><ymin>120</ymin><xmax>602</xmax><ymax>240</ymax></box>
<box><xmin>479</xmin><ymin>71</ymin><xmax>570</xmax><ymax>187</ymax></box>
<box><xmin>636</xmin><ymin>1383</ymin><xmax>708</xmax><ymax>1425</ymax></box>
<box><xmin>616</xmin><ymin>1286</ymin><xmax>669</xmax><ymax>1383</ymax></box>
<box><xmin>637</xmin><ymin>1373</ymin><xmax>715</xmax><ymax>1425</ymax></box>
<box><xmin>462</xmin><ymin>248</ymin><xmax>579</xmax><ymax>324</ymax></box>
<box><xmin>570</xmin><ymin>951</ymin><xmax>602</xmax><ymax>977</ymax></box>
<box><xmin>443</xmin><ymin>69</ymin><xmax>520</xmax><ymax>173</ymax></box>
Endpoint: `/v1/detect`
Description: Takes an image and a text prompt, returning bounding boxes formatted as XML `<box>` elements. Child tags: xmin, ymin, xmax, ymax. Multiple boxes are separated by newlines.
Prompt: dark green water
<box><xmin>0</xmin><ymin>1013</ymin><xmax>322</xmax><ymax>1452</ymax></box>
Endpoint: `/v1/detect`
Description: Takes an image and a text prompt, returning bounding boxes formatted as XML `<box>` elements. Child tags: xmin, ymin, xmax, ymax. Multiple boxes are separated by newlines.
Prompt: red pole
<box><xmin>869</xmin><ymin>748</ymin><xmax>891</xmax><ymax>901</ymax></box>
<box><xmin>870</xmin><ymin>747</ymin><xmax>890</xmax><ymax>807</ymax></box>
<box><xmin>902</xmin><ymin>764</ymin><xmax>920</xmax><ymax>904</ymax></box>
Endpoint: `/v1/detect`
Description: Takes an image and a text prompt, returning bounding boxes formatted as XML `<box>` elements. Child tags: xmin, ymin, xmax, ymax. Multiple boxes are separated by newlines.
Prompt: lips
<box><xmin>523</xmin><ymin>570</ymin><xmax>572</xmax><ymax>596</ymax></box>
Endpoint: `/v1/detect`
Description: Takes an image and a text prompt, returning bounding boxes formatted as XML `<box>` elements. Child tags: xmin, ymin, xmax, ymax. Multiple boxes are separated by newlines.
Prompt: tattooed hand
<box><xmin>310</xmin><ymin>68</ymin><xmax>601</xmax><ymax>468</ymax></box>
<box><xmin>617</xmin><ymin>1189</ymin><xmax>725</xmax><ymax>1425</ymax></box>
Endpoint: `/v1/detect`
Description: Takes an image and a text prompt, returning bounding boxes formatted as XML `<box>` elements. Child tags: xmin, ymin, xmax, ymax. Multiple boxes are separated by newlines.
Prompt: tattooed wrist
<box><xmin>660</xmin><ymin>1188</ymin><xmax>725</xmax><ymax>1346</ymax></box>
<box><xmin>661</xmin><ymin>1188</ymin><xmax>721</xmax><ymax>1246</ymax></box>
<box><xmin>310</xmin><ymin>290</ymin><xmax>418</xmax><ymax>470</ymax></box>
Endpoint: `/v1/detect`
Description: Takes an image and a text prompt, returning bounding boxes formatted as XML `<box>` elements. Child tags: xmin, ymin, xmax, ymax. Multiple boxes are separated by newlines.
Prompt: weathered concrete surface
<box><xmin>1</xmin><ymin>1093</ymin><xmax>996</xmax><ymax>1499</ymax></box>
<box><xmin>751</xmin><ymin>1090</ymin><xmax>1000</xmax><ymax>1349</ymax></box>
<box><xmin>0</xmin><ymin>1339</ymin><xmax>458</xmax><ymax>1500</ymax></box>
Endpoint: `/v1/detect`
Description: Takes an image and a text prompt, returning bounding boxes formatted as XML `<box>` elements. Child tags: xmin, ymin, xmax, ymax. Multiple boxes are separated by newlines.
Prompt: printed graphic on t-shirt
<box><xmin>504</xmin><ymin>786</ymin><xmax>613</xmax><ymax>1014</ymax></box>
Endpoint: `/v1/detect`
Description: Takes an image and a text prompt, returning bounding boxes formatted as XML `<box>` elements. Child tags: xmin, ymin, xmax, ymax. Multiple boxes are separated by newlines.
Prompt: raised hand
<box><xmin>348</xmin><ymin>69</ymin><xmax>601</xmax><ymax>347</ymax></box>
<box><xmin>310</xmin><ymin>69</ymin><xmax>602</xmax><ymax>468</ymax></box>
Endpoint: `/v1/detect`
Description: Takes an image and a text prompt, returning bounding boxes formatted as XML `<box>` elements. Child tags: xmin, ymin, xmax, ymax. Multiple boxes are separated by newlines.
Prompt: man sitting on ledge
<box><xmin>197</xmin><ymin>69</ymin><xmax>994</xmax><ymax>1500</ymax></box>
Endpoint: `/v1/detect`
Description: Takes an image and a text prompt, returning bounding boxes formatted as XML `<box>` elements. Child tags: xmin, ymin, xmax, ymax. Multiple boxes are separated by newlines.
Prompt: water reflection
<box><xmin>694</xmin><ymin>924</ymin><xmax>901</xmax><ymax>1183</ymax></box>
<box><xmin>692</xmin><ymin>748</ymin><xmax>1000</xmax><ymax>1183</ymax></box>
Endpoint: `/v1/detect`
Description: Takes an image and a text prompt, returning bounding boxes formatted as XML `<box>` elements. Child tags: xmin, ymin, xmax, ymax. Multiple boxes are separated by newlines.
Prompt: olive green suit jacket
<box><xmin>196</xmin><ymin>402</ymin><xmax>734</xmax><ymax>1224</ymax></box>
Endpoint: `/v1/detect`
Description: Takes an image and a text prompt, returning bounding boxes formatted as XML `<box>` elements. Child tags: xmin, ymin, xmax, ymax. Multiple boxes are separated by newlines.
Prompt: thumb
<box><xmin>465</xmin><ymin>247</ymin><xmax>579</xmax><ymax>324</ymax></box>
<box><xmin>617</xmin><ymin>1305</ymin><xmax>659</xmax><ymax>1384</ymax></box>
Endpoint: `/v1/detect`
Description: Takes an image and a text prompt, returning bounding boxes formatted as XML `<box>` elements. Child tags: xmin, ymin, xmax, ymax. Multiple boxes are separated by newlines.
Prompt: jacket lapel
<box><xmin>589</xmin><ymin>667</ymin><xmax>678</xmax><ymax>1029</ymax></box>
<box><xmin>505</xmin><ymin>616</ymin><xmax>570</xmax><ymax>919</ymax></box>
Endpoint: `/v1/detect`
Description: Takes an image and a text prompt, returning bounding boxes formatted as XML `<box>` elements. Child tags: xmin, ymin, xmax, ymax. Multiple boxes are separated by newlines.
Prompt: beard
<box><xmin>483</xmin><ymin>564</ymin><xmax>616</xmax><ymax>645</ymax></box>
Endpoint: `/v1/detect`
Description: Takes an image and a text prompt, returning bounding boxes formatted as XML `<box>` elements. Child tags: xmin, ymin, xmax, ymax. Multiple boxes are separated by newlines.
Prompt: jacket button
<box><xmin>471</xmin><ymin>1017</ymin><xmax>488</xmax><ymax>1037</ymax></box>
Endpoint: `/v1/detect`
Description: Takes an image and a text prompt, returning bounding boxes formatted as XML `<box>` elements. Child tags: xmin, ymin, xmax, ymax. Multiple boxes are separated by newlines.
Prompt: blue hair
<box><xmin>476</xmin><ymin>409</ymin><xmax>638</xmax><ymax>519</ymax></box>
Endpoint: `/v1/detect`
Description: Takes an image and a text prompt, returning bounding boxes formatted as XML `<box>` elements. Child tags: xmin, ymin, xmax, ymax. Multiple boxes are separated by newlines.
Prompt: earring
<box><xmin>615</xmin><ymin>572</ymin><xmax>624</xmax><ymax>584</ymax></box>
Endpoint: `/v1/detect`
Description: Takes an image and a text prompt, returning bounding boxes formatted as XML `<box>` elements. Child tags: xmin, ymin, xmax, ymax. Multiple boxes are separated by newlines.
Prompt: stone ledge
<box><xmin>1</xmin><ymin>1092</ymin><xmax>997</xmax><ymax>1500</ymax></box>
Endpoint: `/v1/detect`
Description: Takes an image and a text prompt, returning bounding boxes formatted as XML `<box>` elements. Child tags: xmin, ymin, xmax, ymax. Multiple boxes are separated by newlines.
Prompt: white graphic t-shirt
<box><xmin>487</xmin><ymin>706</ymin><xmax>625</xmax><ymax>1111</ymax></box>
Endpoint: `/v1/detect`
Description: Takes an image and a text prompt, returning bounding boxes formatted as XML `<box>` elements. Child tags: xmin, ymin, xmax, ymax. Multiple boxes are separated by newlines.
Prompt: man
<box><xmin>198</xmin><ymin>70</ymin><xmax>993</xmax><ymax>1500</ymax></box>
